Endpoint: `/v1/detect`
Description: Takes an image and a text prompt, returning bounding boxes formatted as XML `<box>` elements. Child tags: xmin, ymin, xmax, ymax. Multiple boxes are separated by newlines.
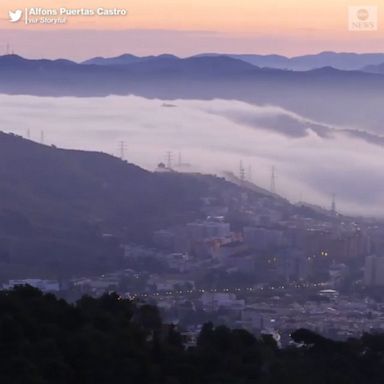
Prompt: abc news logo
<box><xmin>348</xmin><ymin>6</ymin><xmax>378</xmax><ymax>31</ymax></box>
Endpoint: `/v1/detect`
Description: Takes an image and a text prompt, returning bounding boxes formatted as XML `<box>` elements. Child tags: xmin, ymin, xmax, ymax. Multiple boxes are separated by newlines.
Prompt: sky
<box><xmin>2</xmin><ymin>94</ymin><xmax>384</xmax><ymax>217</ymax></box>
<box><xmin>0</xmin><ymin>0</ymin><xmax>382</xmax><ymax>60</ymax></box>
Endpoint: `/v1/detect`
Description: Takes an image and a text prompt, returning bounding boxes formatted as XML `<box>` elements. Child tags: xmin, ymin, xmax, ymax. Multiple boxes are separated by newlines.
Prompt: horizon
<box><xmin>1</xmin><ymin>49</ymin><xmax>384</xmax><ymax>62</ymax></box>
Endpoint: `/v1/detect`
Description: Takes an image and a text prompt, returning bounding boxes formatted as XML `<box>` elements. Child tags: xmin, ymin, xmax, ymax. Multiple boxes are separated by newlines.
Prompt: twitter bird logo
<box><xmin>9</xmin><ymin>9</ymin><xmax>23</xmax><ymax>23</ymax></box>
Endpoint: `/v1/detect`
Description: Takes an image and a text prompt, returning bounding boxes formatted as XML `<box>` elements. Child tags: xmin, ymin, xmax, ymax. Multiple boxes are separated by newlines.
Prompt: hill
<box><xmin>83</xmin><ymin>51</ymin><xmax>384</xmax><ymax>71</ymax></box>
<box><xmin>362</xmin><ymin>62</ymin><xmax>384</xmax><ymax>74</ymax></box>
<box><xmin>82</xmin><ymin>53</ymin><xmax>179</xmax><ymax>66</ymax></box>
<box><xmin>0</xmin><ymin>54</ymin><xmax>258</xmax><ymax>96</ymax></box>
<box><xmin>197</xmin><ymin>51</ymin><xmax>384</xmax><ymax>71</ymax></box>
<box><xmin>0</xmin><ymin>132</ymin><xmax>334</xmax><ymax>279</ymax></box>
<box><xmin>0</xmin><ymin>132</ymin><xmax>246</xmax><ymax>278</ymax></box>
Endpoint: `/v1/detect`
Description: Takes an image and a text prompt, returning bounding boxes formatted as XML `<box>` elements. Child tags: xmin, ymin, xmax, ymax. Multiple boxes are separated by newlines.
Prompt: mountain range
<box><xmin>84</xmin><ymin>51</ymin><xmax>384</xmax><ymax>71</ymax></box>
<box><xmin>1</xmin><ymin>53</ymin><xmax>383</xmax><ymax>134</ymax></box>
<box><xmin>362</xmin><ymin>62</ymin><xmax>384</xmax><ymax>74</ymax></box>
<box><xmin>1</xmin><ymin>54</ymin><xmax>383</xmax><ymax>97</ymax></box>
<box><xmin>222</xmin><ymin>52</ymin><xmax>384</xmax><ymax>71</ymax></box>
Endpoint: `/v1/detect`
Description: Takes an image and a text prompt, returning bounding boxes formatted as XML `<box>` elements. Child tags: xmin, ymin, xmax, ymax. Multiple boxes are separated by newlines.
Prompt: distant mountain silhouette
<box><xmin>84</xmin><ymin>51</ymin><xmax>384</xmax><ymax>71</ymax></box>
<box><xmin>0</xmin><ymin>54</ymin><xmax>77</xmax><ymax>69</ymax></box>
<box><xmin>197</xmin><ymin>51</ymin><xmax>384</xmax><ymax>71</ymax></box>
<box><xmin>84</xmin><ymin>54</ymin><xmax>258</xmax><ymax>76</ymax></box>
<box><xmin>83</xmin><ymin>53</ymin><xmax>179</xmax><ymax>66</ymax></box>
<box><xmin>1</xmin><ymin>54</ymin><xmax>384</xmax><ymax>133</ymax></box>
<box><xmin>0</xmin><ymin>54</ymin><xmax>260</xmax><ymax>95</ymax></box>
<box><xmin>0</xmin><ymin>54</ymin><xmax>382</xmax><ymax>97</ymax></box>
<box><xmin>362</xmin><ymin>62</ymin><xmax>384</xmax><ymax>74</ymax></box>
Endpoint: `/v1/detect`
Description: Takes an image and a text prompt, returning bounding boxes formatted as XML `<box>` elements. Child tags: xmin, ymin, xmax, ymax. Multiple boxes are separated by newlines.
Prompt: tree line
<box><xmin>0</xmin><ymin>285</ymin><xmax>382</xmax><ymax>383</ymax></box>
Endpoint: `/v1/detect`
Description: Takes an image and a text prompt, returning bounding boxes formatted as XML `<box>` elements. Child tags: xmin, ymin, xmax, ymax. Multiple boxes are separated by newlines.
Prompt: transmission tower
<box><xmin>331</xmin><ymin>193</ymin><xmax>336</xmax><ymax>214</ymax></box>
<box><xmin>239</xmin><ymin>161</ymin><xmax>245</xmax><ymax>184</ymax></box>
<box><xmin>119</xmin><ymin>141</ymin><xmax>127</xmax><ymax>160</ymax></box>
<box><xmin>270</xmin><ymin>166</ymin><xmax>276</xmax><ymax>194</ymax></box>
<box><xmin>247</xmin><ymin>165</ymin><xmax>253</xmax><ymax>182</ymax></box>
<box><xmin>166</xmin><ymin>151</ymin><xmax>173</xmax><ymax>169</ymax></box>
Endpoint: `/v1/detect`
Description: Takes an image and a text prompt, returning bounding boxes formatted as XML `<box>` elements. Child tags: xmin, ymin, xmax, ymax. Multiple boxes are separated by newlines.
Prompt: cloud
<box><xmin>202</xmin><ymin>103</ymin><xmax>333</xmax><ymax>138</ymax></box>
<box><xmin>0</xmin><ymin>94</ymin><xmax>383</xmax><ymax>217</ymax></box>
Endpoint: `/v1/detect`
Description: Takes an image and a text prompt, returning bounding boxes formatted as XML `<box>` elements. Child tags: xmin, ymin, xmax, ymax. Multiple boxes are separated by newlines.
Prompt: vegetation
<box><xmin>0</xmin><ymin>285</ymin><xmax>384</xmax><ymax>383</ymax></box>
<box><xmin>0</xmin><ymin>132</ymin><xmax>328</xmax><ymax>279</ymax></box>
<box><xmin>0</xmin><ymin>132</ymin><xmax>240</xmax><ymax>277</ymax></box>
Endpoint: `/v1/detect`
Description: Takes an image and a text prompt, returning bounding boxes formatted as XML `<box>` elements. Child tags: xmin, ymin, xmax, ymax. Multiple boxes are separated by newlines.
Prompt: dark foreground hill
<box><xmin>0</xmin><ymin>285</ymin><xmax>383</xmax><ymax>384</ymax></box>
<box><xmin>0</xmin><ymin>132</ymin><xmax>249</xmax><ymax>277</ymax></box>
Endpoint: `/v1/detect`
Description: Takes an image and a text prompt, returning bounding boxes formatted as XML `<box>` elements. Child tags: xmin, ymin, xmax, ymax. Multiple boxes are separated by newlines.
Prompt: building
<box><xmin>364</xmin><ymin>255</ymin><xmax>384</xmax><ymax>286</ymax></box>
<box><xmin>186</xmin><ymin>221</ymin><xmax>231</xmax><ymax>241</ymax></box>
<box><xmin>243</xmin><ymin>227</ymin><xmax>285</xmax><ymax>251</ymax></box>
<box><xmin>200</xmin><ymin>292</ymin><xmax>245</xmax><ymax>311</ymax></box>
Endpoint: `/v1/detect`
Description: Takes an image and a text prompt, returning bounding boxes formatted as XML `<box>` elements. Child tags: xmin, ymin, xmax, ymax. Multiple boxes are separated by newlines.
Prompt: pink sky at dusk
<box><xmin>0</xmin><ymin>0</ymin><xmax>382</xmax><ymax>60</ymax></box>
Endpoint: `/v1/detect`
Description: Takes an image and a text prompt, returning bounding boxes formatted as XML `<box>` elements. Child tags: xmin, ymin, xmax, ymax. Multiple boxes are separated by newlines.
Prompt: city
<box><xmin>6</xmin><ymin>162</ymin><xmax>384</xmax><ymax>346</ymax></box>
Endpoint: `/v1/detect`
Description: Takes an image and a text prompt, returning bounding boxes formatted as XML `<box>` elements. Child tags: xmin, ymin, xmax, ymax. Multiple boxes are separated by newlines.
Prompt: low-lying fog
<box><xmin>1</xmin><ymin>94</ymin><xmax>383</xmax><ymax>217</ymax></box>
